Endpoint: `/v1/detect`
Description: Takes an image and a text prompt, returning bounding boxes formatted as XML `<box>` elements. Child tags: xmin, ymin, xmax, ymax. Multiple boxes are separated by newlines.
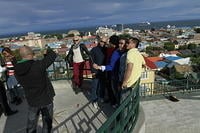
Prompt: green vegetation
<box><xmin>191</xmin><ymin>56</ymin><xmax>200</xmax><ymax>65</ymax></box>
<box><xmin>44</xmin><ymin>33</ymin><xmax>63</xmax><ymax>40</ymax></box>
<box><xmin>188</xmin><ymin>43</ymin><xmax>197</xmax><ymax>50</ymax></box>
<box><xmin>194</xmin><ymin>27</ymin><xmax>200</xmax><ymax>33</ymax></box>
<box><xmin>164</xmin><ymin>42</ymin><xmax>175</xmax><ymax>51</ymax></box>
<box><xmin>118</xmin><ymin>33</ymin><xmax>132</xmax><ymax>39</ymax></box>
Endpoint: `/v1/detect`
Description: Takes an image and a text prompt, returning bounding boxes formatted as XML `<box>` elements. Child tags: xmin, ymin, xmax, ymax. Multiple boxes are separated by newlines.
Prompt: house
<box><xmin>144</xmin><ymin>57</ymin><xmax>167</xmax><ymax>70</ymax></box>
<box><xmin>178</xmin><ymin>49</ymin><xmax>193</xmax><ymax>56</ymax></box>
<box><xmin>192</xmin><ymin>47</ymin><xmax>200</xmax><ymax>55</ymax></box>
<box><xmin>140</xmin><ymin>57</ymin><xmax>158</xmax><ymax>95</ymax></box>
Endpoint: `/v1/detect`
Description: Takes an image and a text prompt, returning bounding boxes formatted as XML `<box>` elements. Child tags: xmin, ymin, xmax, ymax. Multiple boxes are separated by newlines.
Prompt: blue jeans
<box><xmin>120</xmin><ymin>87</ymin><xmax>132</xmax><ymax>104</ymax></box>
<box><xmin>26</xmin><ymin>103</ymin><xmax>53</xmax><ymax>133</ymax></box>
<box><xmin>91</xmin><ymin>78</ymin><xmax>105</xmax><ymax>102</ymax></box>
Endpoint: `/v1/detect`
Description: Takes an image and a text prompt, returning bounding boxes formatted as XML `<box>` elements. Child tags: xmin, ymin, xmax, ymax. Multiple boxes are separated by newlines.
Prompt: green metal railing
<box><xmin>47</xmin><ymin>60</ymin><xmax>141</xmax><ymax>132</ymax></box>
<box><xmin>97</xmin><ymin>80</ymin><xmax>140</xmax><ymax>133</ymax></box>
<box><xmin>47</xmin><ymin>60</ymin><xmax>200</xmax><ymax>132</ymax></box>
<box><xmin>47</xmin><ymin>60</ymin><xmax>92</xmax><ymax>80</ymax></box>
<box><xmin>140</xmin><ymin>79</ymin><xmax>200</xmax><ymax>97</ymax></box>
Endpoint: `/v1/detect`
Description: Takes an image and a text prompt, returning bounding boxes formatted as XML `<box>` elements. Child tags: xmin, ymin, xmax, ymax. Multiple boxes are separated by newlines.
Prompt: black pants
<box><xmin>0</xmin><ymin>81</ymin><xmax>12</xmax><ymax>114</ymax></box>
<box><xmin>26</xmin><ymin>103</ymin><xmax>53</xmax><ymax>133</ymax></box>
<box><xmin>106</xmin><ymin>72</ymin><xmax>116</xmax><ymax>105</ymax></box>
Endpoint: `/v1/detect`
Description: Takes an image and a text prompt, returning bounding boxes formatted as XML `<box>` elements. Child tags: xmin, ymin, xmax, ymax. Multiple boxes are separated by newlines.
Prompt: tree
<box><xmin>178</xmin><ymin>45</ymin><xmax>188</xmax><ymax>50</ymax></box>
<box><xmin>194</xmin><ymin>28</ymin><xmax>200</xmax><ymax>33</ymax></box>
<box><xmin>164</xmin><ymin>42</ymin><xmax>175</xmax><ymax>51</ymax></box>
<box><xmin>55</xmin><ymin>34</ymin><xmax>63</xmax><ymax>40</ymax></box>
<box><xmin>191</xmin><ymin>57</ymin><xmax>200</xmax><ymax>65</ymax></box>
<box><xmin>67</xmin><ymin>34</ymin><xmax>74</xmax><ymax>37</ymax></box>
<box><xmin>118</xmin><ymin>34</ymin><xmax>132</xmax><ymax>39</ymax></box>
<box><xmin>188</xmin><ymin>43</ymin><xmax>197</xmax><ymax>50</ymax></box>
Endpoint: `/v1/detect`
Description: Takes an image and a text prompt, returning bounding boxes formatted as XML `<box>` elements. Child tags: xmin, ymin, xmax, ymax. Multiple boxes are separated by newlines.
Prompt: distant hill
<box><xmin>1</xmin><ymin>19</ymin><xmax>200</xmax><ymax>38</ymax></box>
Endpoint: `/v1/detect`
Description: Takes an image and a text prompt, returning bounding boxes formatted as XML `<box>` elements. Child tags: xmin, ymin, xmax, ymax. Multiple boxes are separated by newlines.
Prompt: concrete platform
<box><xmin>141</xmin><ymin>93</ymin><xmax>200</xmax><ymax>133</ymax></box>
<box><xmin>0</xmin><ymin>80</ymin><xmax>115</xmax><ymax>133</ymax></box>
<box><xmin>1</xmin><ymin>80</ymin><xmax>200</xmax><ymax>133</ymax></box>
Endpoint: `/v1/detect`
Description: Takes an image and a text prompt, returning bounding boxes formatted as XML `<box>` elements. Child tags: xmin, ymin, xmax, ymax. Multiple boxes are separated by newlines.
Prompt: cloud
<box><xmin>0</xmin><ymin>0</ymin><xmax>199</xmax><ymax>35</ymax></box>
<box><xmin>34</xmin><ymin>9</ymin><xmax>65</xmax><ymax>15</ymax></box>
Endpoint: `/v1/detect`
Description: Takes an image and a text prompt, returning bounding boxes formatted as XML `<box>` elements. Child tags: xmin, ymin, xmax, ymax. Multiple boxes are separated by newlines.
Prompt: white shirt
<box><xmin>73</xmin><ymin>46</ymin><xmax>84</xmax><ymax>63</ymax></box>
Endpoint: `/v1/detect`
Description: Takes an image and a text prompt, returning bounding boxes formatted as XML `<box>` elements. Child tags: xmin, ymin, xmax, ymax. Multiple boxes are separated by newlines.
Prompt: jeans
<box><xmin>26</xmin><ymin>103</ymin><xmax>53</xmax><ymax>133</ymax></box>
<box><xmin>91</xmin><ymin>77</ymin><xmax>105</xmax><ymax>102</ymax></box>
<box><xmin>120</xmin><ymin>87</ymin><xmax>132</xmax><ymax>104</ymax></box>
<box><xmin>91</xmin><ymin>78</ymin><xmax>99</xmax><ymax>101</ymax></box>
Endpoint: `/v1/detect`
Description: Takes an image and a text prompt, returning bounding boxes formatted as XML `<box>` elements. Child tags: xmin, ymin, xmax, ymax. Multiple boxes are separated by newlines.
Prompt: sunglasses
<box><xmin>100</xmin><ymin>40</ymin><xmax>106</xmax><ymax>43</ymax></box>
<box><xmin>73</xmin><ymin>39</ymin><xmax>79</xmax><ymax>41</ymax></box>
<box><xmin>119</xmin><ymin>42</ymin><xmax>125</xmax><ymax>44</ymax></box>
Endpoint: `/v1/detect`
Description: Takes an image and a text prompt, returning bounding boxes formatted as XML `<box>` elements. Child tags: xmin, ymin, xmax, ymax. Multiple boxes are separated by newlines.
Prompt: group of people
<box><xmin>0</xmin><ymin>46</ymin><xmax>57</xmax><ymax>133</ymax></box>
<box><xmin>66</xmin><ymin>35</ymin><xmax>146</xmax><ymax>109</ymax></box>
<box><xmin>0</xmin><ymin>47</ymin><xmax>22</xmax><ymax>117</ymax></box>
<box><xmin>0</xmin><ymin>34</ymin><xmax>145</xmax><ymax>133</ymax></box>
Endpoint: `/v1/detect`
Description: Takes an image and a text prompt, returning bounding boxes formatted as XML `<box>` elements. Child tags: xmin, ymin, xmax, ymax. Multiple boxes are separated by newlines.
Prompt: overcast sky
<box><xmin>0</xmin><ymin>0</ymin><xmax>200</xmax><ymax>35</ymax></box>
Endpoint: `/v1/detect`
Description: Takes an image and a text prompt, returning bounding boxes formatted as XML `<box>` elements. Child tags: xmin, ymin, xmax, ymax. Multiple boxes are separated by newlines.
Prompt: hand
<box><xmin>122</xmin><ymin>82</ymin><xmax>127</xmax><ymax>90</ymax></box>
<box><xmin>92</xmin><ymin>73</ymin><xmax>96</xmax><ymax>78</ymax></box>
<box><xmin>93</xmin><ymin>63</ymin><xmax>99</xmax><ymax>70</ymax></box>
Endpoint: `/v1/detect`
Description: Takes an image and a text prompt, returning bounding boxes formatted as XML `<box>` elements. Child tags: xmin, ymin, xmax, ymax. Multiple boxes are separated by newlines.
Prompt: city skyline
<box><xmin>0</xmin><ymin>0</ymin><xmax>200</xmax><ymax>35</ymax></box>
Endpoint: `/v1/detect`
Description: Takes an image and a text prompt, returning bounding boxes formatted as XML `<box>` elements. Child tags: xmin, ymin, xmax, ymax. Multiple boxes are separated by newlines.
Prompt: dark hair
<box><xmin>128</xmin><ymin>37</ymin><xmax>140</xmax><ymax>48</ymax></box>
<box><xmin>2</xmin><ymin>47</ymin><xmax>12</xmax><ymax>54</ymax></box>
<box><xmin>109</xmin><ymin>35</ymin><xmax>119</xmax><ymax>47</ymax></box>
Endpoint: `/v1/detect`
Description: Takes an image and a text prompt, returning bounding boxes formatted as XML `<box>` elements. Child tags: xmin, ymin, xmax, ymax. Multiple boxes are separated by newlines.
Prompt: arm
<box><xmin>65</xmin><ymin>46</ymin><xmax>73</xmax><ymax>66</ymax></box>
<box><xmin>122</xmin><ymin>63</ymin><xmax>133</xmax><ymax>89</ymax></box>
<box><xmin>0</xmin><ymin>66</ymin><xmax>6</xmax><ymax>73</ymax></box>
<box><xmin>41</xmin><ymin>48</ymin><xmax>57</xmax><ymax>70</ymax></box>
<box><xmin>104</xmin><ymin>50</ymin><xmax>119</xmax><ymax>71</ymax></box>
<box><xmin>95</xmin><ymin>50</ymin><xmax>119</xmax><ymax>71</ymax></box>
<box><xmin>81</xmin><ymin>44</ymin><xmax>94</xmax><ymax>63</ymax></box>
<box><xmin>90</xmin><ymin>49</ymin><xmax>97</xmax><ymax>73</ymax></box>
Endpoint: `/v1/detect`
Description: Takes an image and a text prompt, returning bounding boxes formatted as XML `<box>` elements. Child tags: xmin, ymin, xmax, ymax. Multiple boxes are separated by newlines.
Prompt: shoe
<box><xmin>5</xmin><ymin>110</ymin><xmax>18</xmax><ymax>116</ymax></box>
<box><xmin>92</xmin><ymin>102</ymin><xmax>99</xmax><ymax>109</ymax></box>
<box><xmin>99</xmin><ymin>98</ymin><xmax>105</xmax><ymax>103</ymax></box>
<box><xmin>112</xmin><ymin>104</ymin><xmax>118</xmax><ymax>108</ymax></box>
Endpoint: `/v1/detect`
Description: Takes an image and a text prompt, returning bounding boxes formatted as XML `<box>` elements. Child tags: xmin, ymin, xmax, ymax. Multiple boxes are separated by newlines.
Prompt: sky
<box><xmin>0</xmin><ymin>0</ymin><xmax>200</xmax><ymax>35</ymax></box>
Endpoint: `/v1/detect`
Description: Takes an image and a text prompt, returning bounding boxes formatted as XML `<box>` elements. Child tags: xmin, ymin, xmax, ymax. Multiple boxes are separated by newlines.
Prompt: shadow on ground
<box><xmin>0</xmin><ymin>79</ymin><xmax>115</xmax><ymax>133</ymax></box>
<box><xmin>52</xmin><ymin>79</ymin><xmax>115</xmax><ymax>133</ymax></box>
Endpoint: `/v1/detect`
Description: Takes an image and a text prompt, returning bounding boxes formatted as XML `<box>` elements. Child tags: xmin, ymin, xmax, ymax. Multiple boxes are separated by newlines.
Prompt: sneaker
<box><xmin>92</xmin><ymin>102</ymin><xmax>99</xmax><ymax>109</ymax></box>
<box><xmin>100</xmin><ymin>98</ymin><xmax>105</xmax><ymax>103</ymax></box>
<box><xmin>112</xmin><ymin>104</ymin><xmax>118</xmax><ymax>108</ymax></box>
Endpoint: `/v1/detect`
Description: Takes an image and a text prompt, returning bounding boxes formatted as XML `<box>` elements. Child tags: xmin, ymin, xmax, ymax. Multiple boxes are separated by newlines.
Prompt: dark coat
<box><xmin>14</xmin><ymin>49</ymin><xmax>57</xmax><ymax>107</ymax></box>
<box><xmin>90</xmin><ymin>45</ymin><xmax>106</xmax><ymax>77</ymax></box>
<box><xmin>66</xmin><ymin>43</ymin><xmax>92</xmax><ymax>67</ymax></box>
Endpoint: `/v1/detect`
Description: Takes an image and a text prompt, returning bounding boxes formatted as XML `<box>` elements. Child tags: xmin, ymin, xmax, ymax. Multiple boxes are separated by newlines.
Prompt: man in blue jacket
<box><xmin>14</xmin><ymin>46</ymin><xmax>57</xmax><ymax>133</ymax></box>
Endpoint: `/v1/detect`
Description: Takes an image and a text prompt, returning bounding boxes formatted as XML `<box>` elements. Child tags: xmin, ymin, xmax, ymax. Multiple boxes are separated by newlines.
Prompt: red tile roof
<box><xmin>144</xmin><ymin>57</ymin><xmax>157</xmax><ymax>69</ymax></box>
<box><xmin>147</xmin><ymin>57</ymin><xmax>163</xmax><ymax>62</ymax></box>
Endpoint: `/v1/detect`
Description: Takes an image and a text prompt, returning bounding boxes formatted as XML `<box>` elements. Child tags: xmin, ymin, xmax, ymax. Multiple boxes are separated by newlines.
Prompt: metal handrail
<box><xmin>47</xmin><ymin>60</ymin><xmax>92</xmax><ymax>80</ymax></box>
<box><xmin>97</xmin><ymin>80</ymin><xmax>140</xmax><ymax>133</ymax></box>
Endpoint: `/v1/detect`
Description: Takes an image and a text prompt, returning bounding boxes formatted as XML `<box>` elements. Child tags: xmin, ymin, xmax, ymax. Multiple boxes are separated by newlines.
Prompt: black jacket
<box><xmin>90</xmin><ymin>45</ymin><xmax>106</xmax><ymax>76</ymax></box>
<box><xmin>14</xmin><ymin>49</ymin><xmax>57</xmax><ymax>107</ymax></box>
<box><xmin>66</xmin><ymin>43</ymin><xmax>92</xmax><ymax>66</ymax></box>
